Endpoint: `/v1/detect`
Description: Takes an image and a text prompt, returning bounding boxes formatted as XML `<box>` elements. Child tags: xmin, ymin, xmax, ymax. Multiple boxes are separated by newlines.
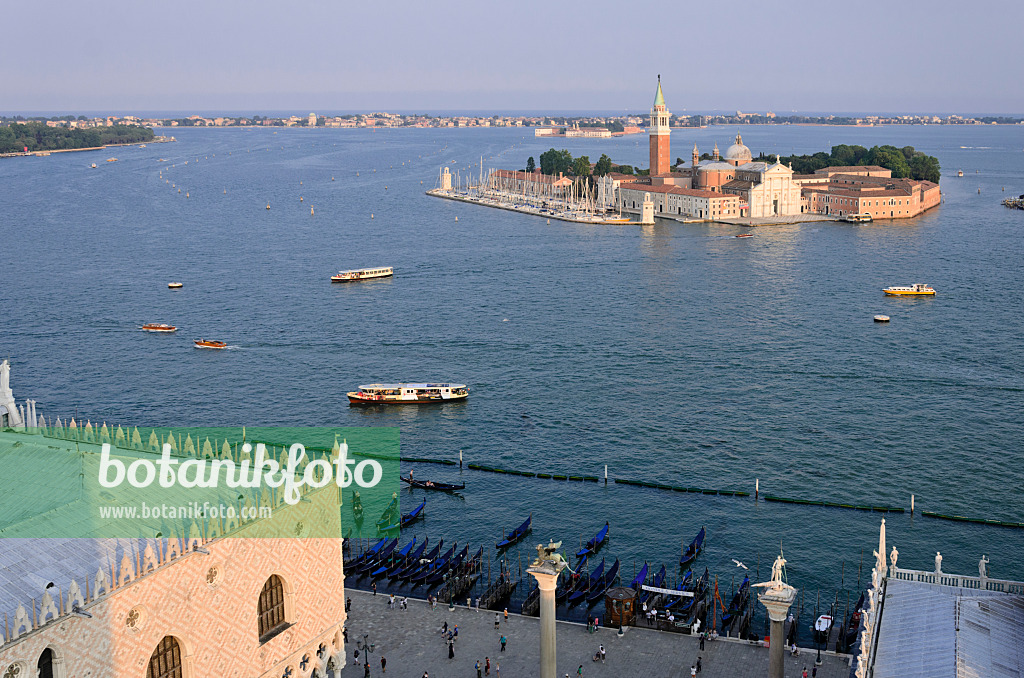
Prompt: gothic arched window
<box><xmin>146</xmin><ymin>636</ymin><xmax>182</xmax><ymax>678</ymax></box>
<box><xmin>258</xmin><ymin>575</ymin><xmax>288</xmax><ymax>641</ymax></box>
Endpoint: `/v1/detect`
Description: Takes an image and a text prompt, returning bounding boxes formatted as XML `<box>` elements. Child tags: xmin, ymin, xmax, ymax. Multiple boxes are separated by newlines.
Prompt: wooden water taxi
<box><xmin>840</xmin><ymin>213</ymin><xmax>873</xmax><ymax>223</ymax></box>
<box><xmin>735</xmin><ymin>233</ymin><xmax>754</xmax><ymax>238</ymax></box>
<box><xmin>883</xmin><ymin>283</ymin><xmax>935</xmax><ymax>296</ymax></box>
<box><xmin>194</xmin><ymin>339</ymin><xmax>227</xmax><ymax>349</ymax></box>
<box><xmin>141</xmin><ymin>323</ymin><xmax>177</xmax><ymax>333</ymax></box>
<box><xmin>331</xmin><ymin>267</ymin><xmax>393</xmax><ymax>283</ymax></box>
<box><xmin>168</xmin><ymin>282</ymin><xmax>183</xmax><ymax>289</ymax></box>
<box><xmin>348</xmin><ymin>383</ymin><xmax>468</xmax><ymax>405</ymax></box>
<box><xmin>873</xmin><ymin>315</ymin><xmax>890</xmax><ymax>322</ymax></box>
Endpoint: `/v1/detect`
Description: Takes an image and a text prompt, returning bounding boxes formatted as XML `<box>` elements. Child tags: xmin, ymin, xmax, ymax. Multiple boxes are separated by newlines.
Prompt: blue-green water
<box><xmin>2</xmin><ymin>125</ymin><xmax>1022</xmax><ymax>635</ymax></box>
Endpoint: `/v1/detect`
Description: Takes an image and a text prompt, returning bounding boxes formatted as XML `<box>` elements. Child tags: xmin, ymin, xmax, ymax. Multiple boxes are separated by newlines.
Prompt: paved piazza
<box><xmin>341</xmin><ymin>589</ymin><xmax>851</xmax><ymax>678</ymax></box>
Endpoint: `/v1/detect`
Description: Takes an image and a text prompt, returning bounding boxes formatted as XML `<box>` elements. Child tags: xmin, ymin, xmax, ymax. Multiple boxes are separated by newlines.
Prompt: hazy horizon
<box><xmin>2</xmin><ymin>0</ymin><xmax>1021</xmax><ymax>114</ymax></box>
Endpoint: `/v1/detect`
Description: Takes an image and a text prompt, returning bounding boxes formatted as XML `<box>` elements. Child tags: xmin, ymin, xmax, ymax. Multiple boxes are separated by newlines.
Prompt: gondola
<box><xmin>586</xmin><ymin>559</ymin><xmax>620</xmax><ymax>604</ymax></box>
<box><xmin>576</xmin><ymin>521</ymin><xmax>609</xmax><ymax>558</ymax></box>
<box><xmin>370</xmin><ymin>537</ymin><xmax>417</xmax><ymax>578</ymax></box>
<box><xmin>843</xmin><ymin>593</ymin><xmax>866</xmax><ymax>649</ymax></box>
<box><xmin>354</xmin><ymin>538</ymin><xmax>399</xmax><ymax>576</ymax></box>
<box><xmin>388</xmin><ymin>538</ymin><xmax>429</xmax><ymax>579</ymax></box>
<box><xmin>408</xmin><ymin>543</ymin><xmax>454</xmax><ymax>584</ymax></box>
<box><xmin>400</xmin><ymin>500</ymin><xmax>427</xmax><ymax>528</ymax></box>
<box><xmin>410</xmin><ymin>544</ymin><xmax>456</xmax><ymax>585</ymax></box>
<box><xmin>344</xmin><ymin>536</ymin><xmax>386</xmax><ymax>571</ymax></box>
<box><xmin>678</xmin><ymin>568</ymin><xmax>709</xmax><ymax>620</ymax></box>
<box><xmin>567</xmin><ymin>558</ymin><xmax>605</xmax><ymax>605</ymax></box>
<box><xmin>679</xmin><ymin>526</ymin><xmax>705</xmax><ymax>568</ymax></box>
<box><xmin>395</xmin><ymin>539</ymin><xmax>442</xmax><ymax>580</ymax></box>
<box><xmin>426</xmin><ymin>545</ymin><xmax>469</xmax><ymax>585</ymax></box>
<box><xmin>375</xmin><ymin>494</ymin><xmax>400</xmax><ymax>530</ymax></box>
<box><xmin>630</xmin><ymin>562</ymin><xmax>649</xmax><ymax>591</ymax></box>
<box><xmin>556</xmin><ymin>555</ymin><xmax>588</xmax><ymax>603</ymax></box>
<box><xmin>496</xmin><ymin>514</ymin><xmax>532</xmax><ymax>550</ymax></box>
<box><xmin>640</xmin><ymin>565</ymin><xmax>666</xmax><ymax>605</ymax></box>
<box><xmin>351</xmin><ymin>491</ymin><xmax>364</xmax><ymax>521</ymax></box>
<box><xmin>720</xmin><ymin>576</ymin><xmax>750</xmax><ymax>629</ymax></box>
<box><xmin>664</xmin><ymin>570</ymin><xmax>693</xmax><ymax>609</ymax></box>
<box><xmin>401</xmin><ymin>475</ymin><xmax>466</xmax><ymax>492</ymax></box>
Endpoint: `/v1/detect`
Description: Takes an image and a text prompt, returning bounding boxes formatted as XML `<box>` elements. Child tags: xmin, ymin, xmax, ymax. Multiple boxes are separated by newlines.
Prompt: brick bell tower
<box><xmin>649</xmin><ymin>75</ymin><xmax>671</xmax><ymax>176</ymax></box>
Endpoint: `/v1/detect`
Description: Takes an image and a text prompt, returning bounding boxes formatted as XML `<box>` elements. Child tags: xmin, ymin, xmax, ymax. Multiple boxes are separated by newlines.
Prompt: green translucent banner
<box><xmin>0</xmin><ymin>426</ymin><xmax>400</xmax><ymax>540</ymax></box>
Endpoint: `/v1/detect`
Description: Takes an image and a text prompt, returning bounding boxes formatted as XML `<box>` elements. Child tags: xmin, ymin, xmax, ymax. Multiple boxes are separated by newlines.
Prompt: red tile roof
<box><xmin>620</xmin><ymin>182</ymin><xmax>735</xmax><ymax>200</ymax></box>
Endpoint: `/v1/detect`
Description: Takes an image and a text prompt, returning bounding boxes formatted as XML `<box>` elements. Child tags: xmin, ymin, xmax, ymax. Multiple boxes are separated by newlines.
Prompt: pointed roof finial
<box><xmin>653</xmin><ymin>76</ymin><xmax>666</xmax><ymax>108</ymax></box>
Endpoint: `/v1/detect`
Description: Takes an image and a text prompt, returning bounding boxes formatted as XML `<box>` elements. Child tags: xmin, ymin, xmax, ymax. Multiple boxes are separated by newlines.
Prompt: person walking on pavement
<box><xmin>690</xmin><ymin>666</ymin><xmax>696</xmax><ymax>678</ymax></box>
<box><xmin>346</xmin><ymin>597</ymin><xmax>352</xmax><ymax>612</ymax></box>
<box><xmin>486</xmin><ymin>657</ymin><xmax>491</xmax><ymax>676</ymax></box>
<box><xmin>476</xmin><ymin>660</ymin><xmax>482</xmax><ymax>678</ymax></box>
<box><xmin>700</xmin><ymin>632</ymin><xmax>705</xmax><ymax>650</ymax></box>
<box><xmin>500</xmin><ymin>635</ymin><xmax>506</xmax><ymax>652</ymax></box>
<box><xmin>577</xmin><ymin>664</ymin><xmax>583</xmax><ymax>677</ymax></box>
<box><xmin>696</xmin><ymin>657</ymin><xmax>702</xmax><ymax>673</ymax></box>
<box><xmin>381</xmin><ymin>656</ymin><xmax>386</xmax><ymax>673</ymax></box>
<box><xmin>448</xmin><ymin>641</ymin><xmax>455</xmax><ymax>659</ymax></box>
<box><xmin>802</xmin><ymin>668</ymin><xmax>808</xmax><ymax>678</ymax></box>
<box><xmin>496</xmin><ymin>662</ymin><xmax>500</xmax><ymax>678</ymax></box>
<box><xmin>372</xmin><ymin>582</ymin><xmax>377</xmax><ymax>596</ymax></box>
<box><xmin>495</xmin><ymin>613</ymin><xmax>500</xmax><ymax>630</ymax></box>
<box><xmin>504</xmin><ymin>608</ymin><xmax>508</xmax><ymax>621</ymax></box>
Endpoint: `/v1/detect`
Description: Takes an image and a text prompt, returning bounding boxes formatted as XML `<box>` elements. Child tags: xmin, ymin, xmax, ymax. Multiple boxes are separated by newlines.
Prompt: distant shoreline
<box><xmin>0</xmin><ymin>137</ymin><xmax>172</xmax><ymax>159</ymax></box>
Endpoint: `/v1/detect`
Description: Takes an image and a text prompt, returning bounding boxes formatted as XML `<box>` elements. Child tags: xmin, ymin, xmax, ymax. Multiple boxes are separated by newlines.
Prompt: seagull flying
<box><xmin>732</xmin><ymin>559</ymin><xmax>748</xmax><ymax>570</ymax></box>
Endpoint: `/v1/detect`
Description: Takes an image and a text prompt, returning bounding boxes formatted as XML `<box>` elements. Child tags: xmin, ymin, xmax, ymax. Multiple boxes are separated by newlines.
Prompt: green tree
<box><xmin>539</xmin><ymin>148</ymin><xmax>573</xmax><ymax>175</ymax></box>
<box><xmin>612</xmin><ymin>164</ymin><xmax>634</xmax><ymax>175</ymax></box>
<box><xmin>572</xmin><ymin>155</ymin><xmax>592</xmax><ymax>177</ymax></box>
<box><xmin>594</xmin><ymin>154</ymin><xmax>613</xmax><ymax>176</ymax></box>
<box><xmin>526</xmin><ymin>156</ymin><xmax>536</xmax><ymax>173</ymax></box>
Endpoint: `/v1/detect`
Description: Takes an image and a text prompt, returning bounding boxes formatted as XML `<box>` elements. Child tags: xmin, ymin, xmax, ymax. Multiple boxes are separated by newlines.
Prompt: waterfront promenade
<box><xmin>341</xmin><ymin>589</ymin><xmax>850</xmax><ymax>678</ymax></box>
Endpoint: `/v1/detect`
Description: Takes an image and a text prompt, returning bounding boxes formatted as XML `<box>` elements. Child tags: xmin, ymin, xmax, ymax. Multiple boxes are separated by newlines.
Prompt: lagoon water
<box><xmin>2</xmin><ymin>123</ymin><xmax>1023</xmax><ymax>634</ymax></box>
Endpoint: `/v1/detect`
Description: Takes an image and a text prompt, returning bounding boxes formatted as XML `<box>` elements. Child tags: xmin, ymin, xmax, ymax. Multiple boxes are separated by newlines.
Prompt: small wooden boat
<box><xmin>496</xmin><ymin>514</ymin><xmax>532</xmax><ymax>550</ymax></box>
<box><xmin>400</xmin><ymin>475</ymin><xmax>465</xmax><ymax>492</ymax></box>
<box><xmin>106</xmin><ymin>158</ymin><xmax>117</xmax><ymax>162</ymax></box>
<box><xmin>167</xmin><ymin>282</ymin><xmax>183</xmax><ymax>289</ymax></box>
<box><xmin>873</xmin><ymin>315</ymin><xmax>890</xmax><ymax>322</ymax></box>
<box><xmin>193</xmin><ymin>339</ymin><xmax>227</xmax><ymax>349</ymax></box>
<box><xmin>679</xmin><ymin>526</ymin><xmax>705</xmax><ymax>568</ymax></box>
<box><xmin>142</xmin><ymin>323</ymin><xmax>177</xmax><ymax>333</ymax></box>
<box><xmin>576</xmin><ymin>521</ymin><xmax>609</xmax><ymax>557</ymax></box>
<box><xmin>90</xmin><ymin>163</ymin><xmax>97</xmax><ymax>168</ymax></box>
<box><xmin>883</xmin><ymin>283</ymin><xmax>935</xmax><ymax>296</ymax></box>
<box><xmin>735</xmin><ymin>233</ymin><xmax>754</xmax><ymax>238</ymax></box>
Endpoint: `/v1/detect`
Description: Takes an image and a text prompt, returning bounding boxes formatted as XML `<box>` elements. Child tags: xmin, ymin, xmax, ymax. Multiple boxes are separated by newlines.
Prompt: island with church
<box><xmin>430</xmin><ymin>76</ymin><xmax>942</xmax><ymax>225</ymax></box>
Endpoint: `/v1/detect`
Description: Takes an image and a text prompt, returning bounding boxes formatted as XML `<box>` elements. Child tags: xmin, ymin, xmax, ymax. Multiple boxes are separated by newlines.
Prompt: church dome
<box><xmin>724</xmin><ymin>133</ymin><xmax>752</xmax><ymax>162</ymax></box>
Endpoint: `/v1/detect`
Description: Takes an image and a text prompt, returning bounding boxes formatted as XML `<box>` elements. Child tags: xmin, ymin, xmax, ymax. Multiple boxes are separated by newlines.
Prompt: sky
<box><xmin>2</xmin><ymin>0</ymin><xmax>1022</xmax><ymax>115</ymax></box>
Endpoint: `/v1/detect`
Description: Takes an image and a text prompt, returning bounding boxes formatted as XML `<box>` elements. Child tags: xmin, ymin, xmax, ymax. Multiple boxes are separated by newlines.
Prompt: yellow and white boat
<box><xmin>883</xmin><ymin>283</ymin><xmax>935</xmax><ymax>296</ymax></box>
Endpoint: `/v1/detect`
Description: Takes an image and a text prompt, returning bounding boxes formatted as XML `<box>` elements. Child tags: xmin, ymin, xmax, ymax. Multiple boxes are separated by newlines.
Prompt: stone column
<box><xmin>528</xmin><ymin>545</ymin><xmax>567</xmax><ymax>678</ymax></box>
<box><xmin>758</xmin><ymin>584</ymin><xmax>797</xmax><ymax>678</ymax></box>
